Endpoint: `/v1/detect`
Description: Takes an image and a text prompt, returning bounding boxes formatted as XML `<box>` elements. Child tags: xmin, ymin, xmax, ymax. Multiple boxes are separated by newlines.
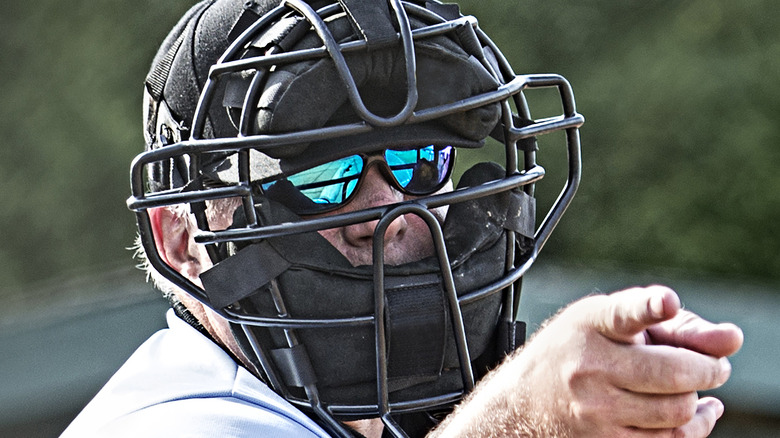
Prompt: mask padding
<box><xmin>444</xmin><ymin>161</ymin><xmax>518</xmax><ymax>264</ymax></box>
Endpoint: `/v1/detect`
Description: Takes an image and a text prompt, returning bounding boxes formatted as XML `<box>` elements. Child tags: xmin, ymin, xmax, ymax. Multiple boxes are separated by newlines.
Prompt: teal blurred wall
<box><xmin>0</xmin><ymin>263</ymin><xmax>777</xmax><ymax>436</ymax></box>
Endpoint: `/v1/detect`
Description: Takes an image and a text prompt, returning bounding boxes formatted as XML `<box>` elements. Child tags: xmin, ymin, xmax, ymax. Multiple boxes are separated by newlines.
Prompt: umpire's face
<box><xmin>316</xmin><ymin>163</ymin><xmax>450</xmax><ymax>267</ymax></box>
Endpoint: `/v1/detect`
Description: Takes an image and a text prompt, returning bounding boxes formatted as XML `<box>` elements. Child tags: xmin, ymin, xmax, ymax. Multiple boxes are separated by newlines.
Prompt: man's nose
<box><xmin>341</xmin><ymin>166</ymin><xmax>407</xmax><ymax>248</ymax></box>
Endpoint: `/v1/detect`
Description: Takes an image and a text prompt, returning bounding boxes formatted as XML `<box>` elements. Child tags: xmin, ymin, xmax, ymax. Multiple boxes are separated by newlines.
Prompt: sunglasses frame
<box><xmin>259</xmin><ymin>145</ymin><xmax>456</xmax><ymax>215</ymax></box>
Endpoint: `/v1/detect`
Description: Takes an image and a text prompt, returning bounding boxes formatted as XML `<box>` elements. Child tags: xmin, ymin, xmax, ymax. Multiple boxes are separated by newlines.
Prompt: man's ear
<box><xmin>148</xmin><ymin>206</ymin><xmax>205</xmax><ymax>280</ymax></box>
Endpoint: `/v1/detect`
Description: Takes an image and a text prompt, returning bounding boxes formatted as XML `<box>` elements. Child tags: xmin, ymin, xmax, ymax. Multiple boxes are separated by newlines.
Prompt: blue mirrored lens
<box><xmin>261</xmin><ymin>155</ymin><xmax>363</xmax><ymax>212</ymax></box>
<box><xmin>288</xmin><ymin>155</ymin><xmax>363</xmax><ymax>204</ymax></box>
<box><xmin>385</xmin><ymin>145</ymin><xmax>453</xmax><ymax>194</ymax></box>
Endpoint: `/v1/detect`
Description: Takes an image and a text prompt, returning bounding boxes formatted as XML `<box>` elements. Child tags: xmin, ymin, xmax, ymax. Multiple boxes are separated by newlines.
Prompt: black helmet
<box><xmin>129</xmin><ymin>0</ymin><xmax>583</xmax><ymax>435</ymax></box>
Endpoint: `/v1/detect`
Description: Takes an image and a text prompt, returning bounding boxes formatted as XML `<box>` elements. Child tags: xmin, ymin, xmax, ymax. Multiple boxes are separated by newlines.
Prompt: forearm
<box><xmin>428</xmin><ymin>347</ymin><xmax>571</xmax><ymax>438</ymax></box>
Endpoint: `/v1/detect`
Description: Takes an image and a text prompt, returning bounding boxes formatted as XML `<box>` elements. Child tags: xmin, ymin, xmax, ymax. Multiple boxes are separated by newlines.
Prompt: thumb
<box><xmin>592</xmin><ymin>285</ymin><xmax>682</xmax><ymax>343</ymax></box>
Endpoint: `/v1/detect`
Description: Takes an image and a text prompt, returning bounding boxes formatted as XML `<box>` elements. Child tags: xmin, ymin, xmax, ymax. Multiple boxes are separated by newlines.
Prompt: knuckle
<box><xmin>711</xmin><ymin>358</ymin><xmax>731</xmax><ymax>388</ymax></box>
<box><xmin>665</xmin><ymin>354</ymin><xmax>718</xmax><ymax>391</ymax></box>
<box><xmin>707</xmin><ymin>364</ymin><xmax>722</xmax><ymax>388</ymax></box>
<box><xmin>691</xmin><ymin>356</ymin><xmax>728</xmax><ymax>390</ymax></box>
<box><xmin>669</xmin><ymin>393</ymin><xmax>699</xmax><ymax>425</ymax></box>
<box><xmin>568</xmin><ymin>352</ymin><xmax>609</xmax><ymax>394</ymax></box>
<box><xmin>569</xmin><ymin>397</ymin><xmax>610</xmax><ymax>428</ymax></box>
<box><xmin>643</xmin><ymin>393</ymin><xmax>697</xmax><ymax>428</ymax></box>
<box><xmin>567</xmin><ymin>371</ymin><xmax>617</xmax><ymax>425</ymax></box>
<box><xmin>666</xmin><ymin>364</ymin><xmax>687</xmax><ymax>389</ymax></box>
<box><xmin>668</xmin><ymin>397</ymin><xmax>710</xmax><ymax>438</ymax></box>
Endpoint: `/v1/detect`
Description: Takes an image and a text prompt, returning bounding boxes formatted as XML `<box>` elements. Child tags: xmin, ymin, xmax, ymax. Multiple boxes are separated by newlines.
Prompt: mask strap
<box><xmin>384</xmin><ymin>274</ymin><xmax>447</xmax><ymax>391</ymax></box>
<box><xmin>337</xmin><ymin>0</ymin><xmax>397</xmax><ymax>47</ymax></box>
<box><xmin>200</xmin><ymin>241</ymin><xmax>292</xmax><ymax>309</ymax></box>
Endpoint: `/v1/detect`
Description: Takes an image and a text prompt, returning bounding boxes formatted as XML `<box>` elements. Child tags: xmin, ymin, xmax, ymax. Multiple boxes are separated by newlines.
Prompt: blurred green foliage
<box><xmin>0</xmin><ymin>0</ymin><xmax>195</xmax><ymax>293</ymax></box>
<box><xmin>0</xmin><ymin>0</ymin><xmax>778</xmax><ymax>296</ymax></box>
<box><xmin>462</xmin><ymin>0</ymin><xmax>780</xmax><ymax>279</ymax></box>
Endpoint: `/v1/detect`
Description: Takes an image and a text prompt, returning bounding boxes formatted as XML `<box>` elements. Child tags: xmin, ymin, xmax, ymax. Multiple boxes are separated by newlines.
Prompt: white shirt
<box><xmin>61</xmin><ymin>310</ymin><xmax>330</xmax><ymax>437</ymax></box>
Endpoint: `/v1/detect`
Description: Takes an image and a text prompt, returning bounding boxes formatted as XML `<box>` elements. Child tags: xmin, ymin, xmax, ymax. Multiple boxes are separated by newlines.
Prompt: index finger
<box><xmin>590</xmin><ymin>285</ymin><xmax>681</xmax><ymax>344</ymax></box>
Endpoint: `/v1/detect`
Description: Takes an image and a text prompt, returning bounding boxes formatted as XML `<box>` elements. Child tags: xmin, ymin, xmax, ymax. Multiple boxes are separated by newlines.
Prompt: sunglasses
<box><xmin>260</xmin><ymin>145</ymin><xmax>455</xmax><ymax>215</ymax></box>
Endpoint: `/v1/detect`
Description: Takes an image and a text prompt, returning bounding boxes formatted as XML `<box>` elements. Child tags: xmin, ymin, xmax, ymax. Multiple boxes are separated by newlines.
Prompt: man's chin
<box><xmin>342</xmin><ymin>243</ymin><xmax>435</xmax><ymax>267</ymax></box>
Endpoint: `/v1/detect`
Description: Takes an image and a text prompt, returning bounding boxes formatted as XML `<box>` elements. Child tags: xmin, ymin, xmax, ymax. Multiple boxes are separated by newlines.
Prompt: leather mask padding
<box><xmin>200</xmin><ymin>162</ymin><xmax>519</xmax><ymax>407</ymax></box>
<box><xmin>212</xmin><ymin>11</ymin><xmax>502</xmax><ymax>182</ymax></box>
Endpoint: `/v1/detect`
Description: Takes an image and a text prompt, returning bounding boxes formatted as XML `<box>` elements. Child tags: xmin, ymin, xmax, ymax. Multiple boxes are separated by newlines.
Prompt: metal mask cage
<box><xmin>127</xmin><ymin>0</ymin><xmax>584</xmax><ymax>436</ymax></box>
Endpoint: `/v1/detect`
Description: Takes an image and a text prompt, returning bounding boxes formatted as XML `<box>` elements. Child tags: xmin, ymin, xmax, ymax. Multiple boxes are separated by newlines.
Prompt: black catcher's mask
<box><xmin>128</xmin><ymin>0</ymin><xmax>584</xmax><ymax>436</ymax></box>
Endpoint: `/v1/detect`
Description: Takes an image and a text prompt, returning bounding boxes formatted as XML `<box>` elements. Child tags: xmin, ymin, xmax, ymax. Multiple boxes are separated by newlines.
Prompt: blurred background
<box><xmin>1</xmin><ymin>0</ymin><xmax>778</xmax><ymax>436</ymax></box>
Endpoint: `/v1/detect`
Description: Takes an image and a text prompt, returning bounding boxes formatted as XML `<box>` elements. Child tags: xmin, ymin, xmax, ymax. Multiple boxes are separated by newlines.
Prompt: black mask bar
<box><xmin>371</xmin><ymin>203</ymin><xmax>472</xmax><ymax>436</ymax></box>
